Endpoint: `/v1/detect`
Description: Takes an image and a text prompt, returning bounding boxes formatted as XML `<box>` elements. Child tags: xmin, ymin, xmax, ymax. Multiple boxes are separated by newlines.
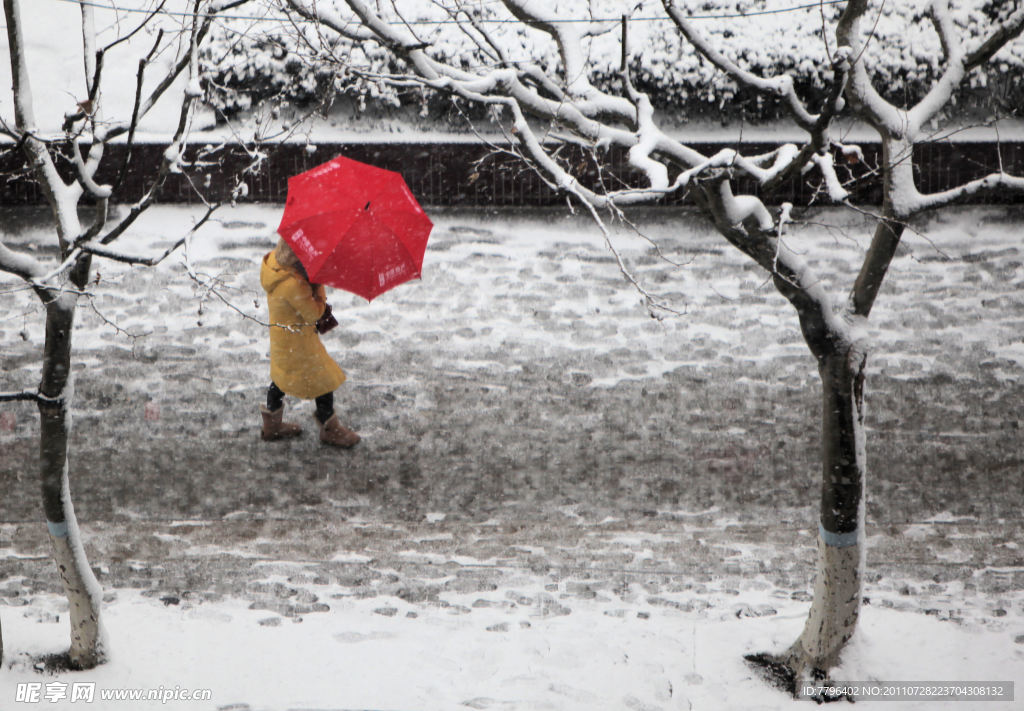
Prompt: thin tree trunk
<box><xmin>785</xmin><ymin>346</ymin><xmax>868</xmax><ymax>680</ymax></box>
<box><xmin>38</xmin><ymin>285</ymin><xmax>105</xmax><ymax>669</ymax></box>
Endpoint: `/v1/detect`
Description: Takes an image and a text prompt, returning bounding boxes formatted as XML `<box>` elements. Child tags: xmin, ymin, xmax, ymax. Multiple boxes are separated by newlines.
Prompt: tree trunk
<box><xmin>747</xmin><ymin>343</ymin><xmax>868</xmax><ymax>695</ymax></box>
<box><xmin>38</xmin><ymin>290</ymin><xmax>105</xmax><ymax>669</ymax></box>
<box><xmin>785</xmin><ymin>346</ymin><xmax>868</xmax><ymax>687</ymax></box>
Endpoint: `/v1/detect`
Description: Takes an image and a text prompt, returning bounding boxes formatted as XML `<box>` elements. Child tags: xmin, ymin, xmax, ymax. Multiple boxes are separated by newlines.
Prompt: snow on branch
<box><xmin>328</xmin><ymin>0</ymin><xmax>708</xmax><ymax>192</ymax></box>
<box><xmin>908</xmin><ymin>0</ymin><xmax>969</xmax><ymax>133</ymax></box>
<box><xmin>339</xmin><ymin>0</ymin><xmax>641</xmax><ymax>124</ymax></box>
<box><xmin>624</xmin><ymin>87</ymin><xmax>668</xmax><ymax>188</ymax></box>
<box><xmin>81</xmin><ymin>203</ymin><xmax>217</xmax><ymax>267</ymax></box>
<box><xmin>291</xmin><ymin>0</ymin><xmax>412</xmax><ymax>48</ymax></box>
<box><xmin>331</xmin><ymin>0</ymin><xmax>858</xmax><ymax>202</ymax></box>
<box><xmin>0</xmin><ymin>242</ymin><xmax>47</xmax><ymax>282</ymax></box>
<box><xmin>451</xmin><ymin>101</ymin><xmax>684</xmax><ymax>316</ymax></box>
<box><xmin>912</xmin><ymin>171</ymin><xmax>1024</xmax><ymax>212</ymax></box>
<box><xmin>916</xmin><ymin>4</ymin><xmax>1024</xmax><ymax>133</ymax></box>
<box><xmin>964</xmin><ymin>6</ymin><xmax>1024</xmax><ymax>72</ymax></box>
<box><xmin>663</xmin><ymin>0</ymin><xmax>816</xmax><ymax>130</ymax></box>
<box><xmin>900</xmin><ymin>3</ymin><xmax>1024</xmax><ymax>136</ymax></box>
<box><xmin>835</xmin><ymin>0</ymin><xmax>903</xmax><ymax>136</ymax></box>
<box><xmin>70</xmin><ymin>140</ymin><xmax>113</xmax><ymax>200</ymax></box>
<box><xmin>927</xmin><ymin>0</ymin><xmax>961</xmax><ymax>62</ymax></box>
<box><xmin>502</xmin><ymin>0</ymin><xmax>617</xmax><ymax>101</ymax></box>
<box><xmin>713</xmin><ymin>178</ymin><xmax>773</xmax><ymax>232</ymax></box>
<box><xmin>810</xmin><ymin>152</ymin><xmax>851</xmax><ymax>202</ymax></box>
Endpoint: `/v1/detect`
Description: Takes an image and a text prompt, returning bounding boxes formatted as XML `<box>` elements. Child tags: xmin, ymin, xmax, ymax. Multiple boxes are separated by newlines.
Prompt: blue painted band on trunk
<box><xmin>819</xmin><ymin>523</ymin><xmax>858</xmax><ymax>548</ymax></box>
<box><xmin>47</xmin><ymin>520</ymin><xmax>69</xmax><ymax>539</ymax></box>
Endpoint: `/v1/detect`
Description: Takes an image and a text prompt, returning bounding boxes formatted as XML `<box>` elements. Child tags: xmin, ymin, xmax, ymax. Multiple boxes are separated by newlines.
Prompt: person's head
<box><xmin>274</xmin><ymin>238</ymin><xmax>309</xmax><ymax>281</ymax></box>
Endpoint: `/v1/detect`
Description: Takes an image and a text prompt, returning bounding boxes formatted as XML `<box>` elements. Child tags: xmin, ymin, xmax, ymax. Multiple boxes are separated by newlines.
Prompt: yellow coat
<box><xmin>261</xmin><ymin>251</ymin><xmax>346</xmax><ymax>399</ymax></box>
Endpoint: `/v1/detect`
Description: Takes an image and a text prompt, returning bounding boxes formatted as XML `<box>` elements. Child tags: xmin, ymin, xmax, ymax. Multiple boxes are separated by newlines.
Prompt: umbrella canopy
<box><xmin>277</xmin><ymin>155</ymin><xmax>433</xmax><ymax>301</ymax></box>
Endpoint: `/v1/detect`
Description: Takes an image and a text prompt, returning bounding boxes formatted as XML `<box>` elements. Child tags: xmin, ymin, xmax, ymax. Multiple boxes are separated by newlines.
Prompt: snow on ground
<box><xmin>0</xmin><ymin>578</ymin><xmax>1020</xmax><ymax>711</ymax></box>
<box><xmin>2</xmin><ymin>204</ymin><xmax>1023</xmax><ymax>709</ymax></box>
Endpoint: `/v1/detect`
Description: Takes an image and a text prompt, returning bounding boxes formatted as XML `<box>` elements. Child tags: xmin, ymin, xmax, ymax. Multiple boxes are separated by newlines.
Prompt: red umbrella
<box><xmin>277</xmin><ymin>155</ymin><xmax>433</xmax><ymax>301</ymax></box>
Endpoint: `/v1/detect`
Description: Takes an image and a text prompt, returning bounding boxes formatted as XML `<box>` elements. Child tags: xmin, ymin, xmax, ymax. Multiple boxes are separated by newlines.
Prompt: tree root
<box><xmin>745</xmin><ymin>651</ymin><xmax>854</xmax><ymax>704</ymax></box>
<box><xmin>31</xmin><ymin>647</ymin><xmax>106</xmax><ymax>673</ymax></box>
<box><xmin>34</xmin><ymin>652</ymin><xmax>78</xmax><ymax>674</ymax></box>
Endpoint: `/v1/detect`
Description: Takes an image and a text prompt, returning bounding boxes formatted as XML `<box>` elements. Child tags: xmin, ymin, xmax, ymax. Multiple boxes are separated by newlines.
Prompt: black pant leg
<box><xmin>267</xmin><ymin>382</ymin><xmax>286</xmax><ymax>411</ymax></box>
<box><xmin>314</xmin><ymin>392</ymin><xmax>334</xmax><ymax>424</ymax></box>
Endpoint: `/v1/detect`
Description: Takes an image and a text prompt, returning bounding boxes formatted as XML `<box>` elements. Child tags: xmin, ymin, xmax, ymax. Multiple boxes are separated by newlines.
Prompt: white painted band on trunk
<box><xmin>46</xmin><ymin>519</ymin><xmax>69</xmax><ymax>538</ymax></box>
<box><xmin>819</xmin><ymin>522</ymin><xmax>859</xmax><ymax>548</ymax></box>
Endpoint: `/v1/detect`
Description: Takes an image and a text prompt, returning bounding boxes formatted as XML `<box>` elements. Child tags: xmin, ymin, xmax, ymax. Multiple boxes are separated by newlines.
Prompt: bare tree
<box><xmin>272</xmin><ymin>0</ymin><xmax>1024</xmax><ymax>693</ymax></box>
<box><xmin>0</xmin><ymin>0</ymin><xmax>251</xmax><ymax>669</ymax></box>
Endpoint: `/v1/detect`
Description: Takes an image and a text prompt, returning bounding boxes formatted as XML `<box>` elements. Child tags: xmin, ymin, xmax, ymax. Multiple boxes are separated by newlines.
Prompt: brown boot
<box><xmin>318</xmin><ymin>414</ymin><xmax>360</xmax><ymax>448</ymax></box>
<box><xmin>260</xmin><ymin>405</ymin><xmax>303</xmax><ymax>441</ymax></box>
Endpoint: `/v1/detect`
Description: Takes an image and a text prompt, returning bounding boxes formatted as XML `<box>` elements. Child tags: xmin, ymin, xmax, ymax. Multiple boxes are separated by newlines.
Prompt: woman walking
<box><xmin>259</xmin><ymin>239</ymin><xmax>360</xmax><ymax>448</ymax></box>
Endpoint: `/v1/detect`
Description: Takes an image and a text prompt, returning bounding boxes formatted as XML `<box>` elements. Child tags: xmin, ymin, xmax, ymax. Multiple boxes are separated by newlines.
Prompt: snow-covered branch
<box><xmin>0</xmin><ymin>240</ymin><xmax>62</xmax><ymax>302</ymax></box>
<box><xmin>911</xmin><ymin>171</ymin><xmax>1024</xmax><ymax>212</ymax></box>
<box><xmin>3</xmin><ymin>0</ymin><xmax>78</xmax><ymax>221</ymax></box>
<box><xmin>908</xmin><ymin>1</ymin><xmax>969</xmax><ymax>134</ymax></box>
<box><xmin>663</xmin><ymin>0</ymin><xmax>817</xmax><ymax>130</ymax></box>
<box><xmin>321</xmin><ymin>0</ymin><xmax>755</xmax><ymax>186</ymax></box>
<box><xmin>835</xmin><ymin>0</ymin><xmax>903</xmax><ymax>137</ymax></box>
<box><xmin>70</xmin><ymin>140</ymin><xmax>112</xmax><ymax>200</ymax></box>
<box><xmin>758</xmin><ymin>43</ymin><xmax>852</xmax><ymax>194</ymax></box>
<box><xmin>285</xmin><ymin>0</ymin><xmax>404</xmax><ymax>47</ymax></box>
<box><xmin>3</xmin><ymin>0</ymin><xmax>36</xmax><ymax>131</ymax></box>
<box><xmin>82</xmin><ymin>202</ymin><xmax>218</xmax><ymax>268</ymax></box>
<box><xmin>964</xmin><ymin>6</ymin><xmax>1024</xmax><ymax>72</ymax></box>
<box><xmin>502</xmin><ymin>0</ymin><xmax>617</xmax><ymax>102</ymax></box>
<box><xmin>927</xmin><ymin>0</ymin><xmax>960</xmax><ymax>62</ymax></box>
<box><xmin>0</xmin><ymin>242</ymin><xmax>47</xmax><ymax>282</ymax></box>
<box><xmin>910</xmin><ymin>3</ymin><xmax>1024</xmax><ymax>132</ymax></box>
<box><xmin>811</xmin><ymin>152</ymin><xmax>851</xmax><ymax>203</ymax></box>
<box><xmin>305</xmin><ymin>0</ymin><xmax>867</xmax><ymax>207</ymax></box>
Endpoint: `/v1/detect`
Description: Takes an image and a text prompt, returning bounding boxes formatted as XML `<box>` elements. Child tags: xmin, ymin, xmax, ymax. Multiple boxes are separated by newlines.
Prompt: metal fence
<box><xmin>1</xmin><ymin>140</ymin><xmax>1022</xmax><ymax>207</ymax></box>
